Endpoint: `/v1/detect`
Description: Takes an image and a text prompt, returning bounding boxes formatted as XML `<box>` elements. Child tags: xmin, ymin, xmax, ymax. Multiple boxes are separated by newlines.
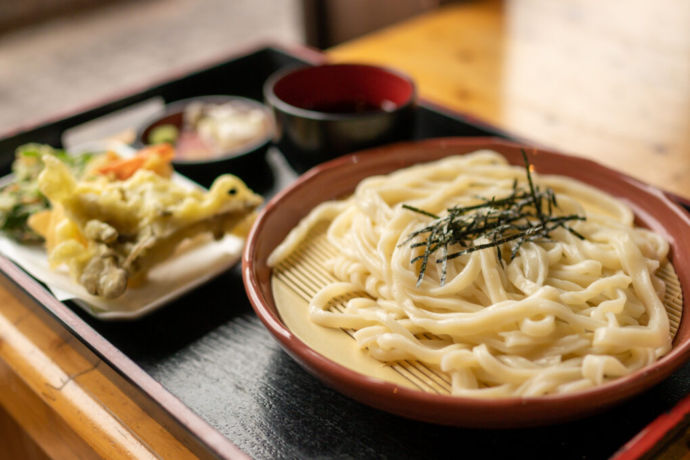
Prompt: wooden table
<box><xmin>1</xmin><ymin>1</ymin><xmax>688</xmax><ymax>458</ymax></box>
<box><xmin>329</xmin><ymin>0</ymin><xmax>690</xmax><ymax>198</ymax></box>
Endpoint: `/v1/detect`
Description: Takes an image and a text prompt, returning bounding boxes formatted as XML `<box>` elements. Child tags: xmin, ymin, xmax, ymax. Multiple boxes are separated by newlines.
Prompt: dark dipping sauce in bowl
<box><xmin>304</xmin><ymin>99</ymin><xmax>398</xmax><ymax>114</ymax></box>
<box><xmin>264</xmin><ymin>63</ymin><xmax>416</xmax><ymax>171</ymax></box>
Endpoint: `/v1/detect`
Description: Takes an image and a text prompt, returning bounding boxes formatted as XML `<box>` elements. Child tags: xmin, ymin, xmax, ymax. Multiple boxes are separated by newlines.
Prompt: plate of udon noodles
<box><xmin>242</xmin><ymin>138</ymin><xmax>690</xmax><ymax>427</ymax></box>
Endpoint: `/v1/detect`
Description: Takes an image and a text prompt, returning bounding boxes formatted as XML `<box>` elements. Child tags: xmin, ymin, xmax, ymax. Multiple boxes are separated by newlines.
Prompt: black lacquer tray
<box><xmin>0</xmin><ymin>44</ymin><xmax>688</xmax><ymax>460</ymax></box>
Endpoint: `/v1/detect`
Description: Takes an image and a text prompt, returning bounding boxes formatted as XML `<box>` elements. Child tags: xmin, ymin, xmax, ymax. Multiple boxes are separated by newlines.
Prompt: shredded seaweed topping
<box><xmin>401</xmin><ymin>150</ymin><xmax>585</xmax><ymax>286</ymax></box>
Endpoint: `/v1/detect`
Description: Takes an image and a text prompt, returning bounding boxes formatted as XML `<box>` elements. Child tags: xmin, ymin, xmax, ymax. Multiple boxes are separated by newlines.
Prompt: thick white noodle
<box><xmin>269</xmin><ymin>151</ymin><xmax>671</xmax><ymax>397</ymax></box>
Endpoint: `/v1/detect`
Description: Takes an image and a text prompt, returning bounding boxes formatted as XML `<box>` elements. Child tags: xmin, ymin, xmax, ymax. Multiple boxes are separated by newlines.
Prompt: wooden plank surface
<box><xmin>0</xmin><ymin>404</ymin><xmax>51</xmax><ymax>460</ymax></box>
<box><xmin>328</xmin><ymin>0</ymin><xmax>690</xmax><ymax>198</ymax></box>
<box><xmin>0</xmin><ymin>280</ymin><xmax>199</xmax><ymax>459</ymax></box>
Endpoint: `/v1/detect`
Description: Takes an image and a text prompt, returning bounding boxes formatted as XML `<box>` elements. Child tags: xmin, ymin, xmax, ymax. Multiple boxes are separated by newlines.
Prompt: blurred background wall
<box><xmin>0</xmin><ymin>0</ymin><xmax>116</xmax><ymax>32</ymax></box>
<box><xmin>0</xmin><ymin>0</ymin><xmax>460</xmax><ymax>131</ymax></box>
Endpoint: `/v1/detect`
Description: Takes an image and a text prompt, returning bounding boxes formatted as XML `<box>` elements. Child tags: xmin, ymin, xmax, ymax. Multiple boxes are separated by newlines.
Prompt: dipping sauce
<box><xmin>303</xmin><ymin>99</ymin><xmax>398</xmax><ymax>114</ymax></box>
<box><xmin>147</xmin><ymin>100</ymin><xmax>271</xmax><ymax>162</ymax></box>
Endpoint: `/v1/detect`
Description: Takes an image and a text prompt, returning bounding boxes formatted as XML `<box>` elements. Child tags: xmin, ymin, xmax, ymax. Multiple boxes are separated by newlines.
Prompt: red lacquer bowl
<box><xmin>242</xmin><ymin>137</ymin><xmax>690</xmax><ymax>428</ymax></box>
<box><xmin>263</xmin><ymin>63</ymin><xmax>416</xmax><ymax>172</ymax></box>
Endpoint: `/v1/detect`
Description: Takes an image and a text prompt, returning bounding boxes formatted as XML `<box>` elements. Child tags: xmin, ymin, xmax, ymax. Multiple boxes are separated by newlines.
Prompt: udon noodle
<box><xmin>269</xmin><ymin>151</ymin><xmax>671</xmax><ymax>397</ymax></box>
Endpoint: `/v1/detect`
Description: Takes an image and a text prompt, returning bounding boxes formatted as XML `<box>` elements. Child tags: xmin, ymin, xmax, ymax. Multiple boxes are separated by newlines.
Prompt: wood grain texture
<box><xmin>0</xmin><ymin>280</ymin><xmax>198</xmax><ymax>460</ymax></box>
<box><xmin>328</xmin><ymin>0</ymin><xmax>690</xmax><ymax>197</ymax></box>
<box><xmin>0</xmin><ymin>403</ymin><xmax>51</xmax><ymax>460</ymax></box>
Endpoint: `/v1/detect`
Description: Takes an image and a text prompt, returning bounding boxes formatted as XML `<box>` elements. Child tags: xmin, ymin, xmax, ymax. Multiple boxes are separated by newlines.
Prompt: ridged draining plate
<box><xmin>270</xmin><ymin>222</ymin><xmax>683</xmax><ymax>397</ymax></box>
<box><xmin>243</xmin><ymin>137</ymin><xmax>690</xmax><ymax>427</ymax></box>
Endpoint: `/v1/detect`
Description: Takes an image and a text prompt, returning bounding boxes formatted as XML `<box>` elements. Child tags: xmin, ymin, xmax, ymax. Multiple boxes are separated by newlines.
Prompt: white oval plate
<box><xmin>0</xmin><ymin>141</ymin><xmax>244</xmax><ymax>320</ymax></box>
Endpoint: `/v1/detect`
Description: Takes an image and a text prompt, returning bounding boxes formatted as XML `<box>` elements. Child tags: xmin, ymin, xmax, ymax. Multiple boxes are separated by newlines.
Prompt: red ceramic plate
<box><xmin>242</xmin><ymin>137</ymin><xmax>690</xmax><ymax>427</ymax></box>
